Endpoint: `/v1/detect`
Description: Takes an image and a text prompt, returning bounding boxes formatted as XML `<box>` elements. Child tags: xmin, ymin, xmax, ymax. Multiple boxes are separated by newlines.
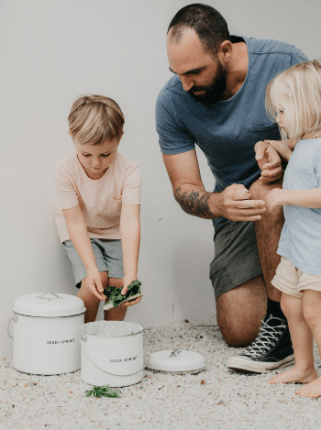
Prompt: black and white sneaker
<box><xmin>227</xmin><ymin>314</ymin><xmax>295</xmax><ymax>373</ymax></box>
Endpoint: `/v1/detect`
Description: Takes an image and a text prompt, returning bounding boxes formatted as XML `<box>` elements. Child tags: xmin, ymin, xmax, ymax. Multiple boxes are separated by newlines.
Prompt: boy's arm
<box><xmin>119</xmin><ymin>202</ymin><xmax>141</xmax><ymax>305</ymax></box>
<box><xmin>266</xmin><ymin>188</ymin><xmax>321</xmax><ymax>210</ymax></box>
<box><xmin>62</xmin><ymin>205</ymin><xmax>106</xmax><ymax>300</ymax></box>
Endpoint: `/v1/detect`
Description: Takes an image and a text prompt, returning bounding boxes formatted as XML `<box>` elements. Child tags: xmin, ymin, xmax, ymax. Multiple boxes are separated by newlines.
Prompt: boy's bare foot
<box><xmin>295</xmin><ymin>376</ymin><xmax>321</xmax><ymax>398</ymax></box>
<box><xmin>268</xmin><ymin>366</ymin><xmax>317</xmax><ymax>385</ymax></box>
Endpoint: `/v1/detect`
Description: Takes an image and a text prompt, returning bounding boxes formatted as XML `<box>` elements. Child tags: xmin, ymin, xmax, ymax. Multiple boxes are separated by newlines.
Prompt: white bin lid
<box><xmin>147</xmin><ymin>349</ymin><xmax>205</xmax><ymax>373</ymax></box>
<box><xmin>12</xmin><ymin>292</ymin><xmax>86</xmax><ymax>317</ymax></box>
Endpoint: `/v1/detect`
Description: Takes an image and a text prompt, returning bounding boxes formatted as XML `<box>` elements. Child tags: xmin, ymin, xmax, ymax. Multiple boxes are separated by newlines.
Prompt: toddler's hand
<box><xmin>266</xmin><ymin>188</ymin><xmax>289</xmax><ymax>210</ymax></box>
<box><xmin>265</xmin><ymin>139</ymin><xmax>293</xmax><ymax>161</ymax></box>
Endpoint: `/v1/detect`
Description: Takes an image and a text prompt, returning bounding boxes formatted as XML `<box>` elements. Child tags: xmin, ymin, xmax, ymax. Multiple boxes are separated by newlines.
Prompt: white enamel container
<box><xmin>80</xmin><ymin>321</ymin><xmax>144</xmax><ymax>387</ymax></box>
<box><xmin>9</xmin><ymin>292</ymin><xmax>86</xmax><ymax>375</ymax></box>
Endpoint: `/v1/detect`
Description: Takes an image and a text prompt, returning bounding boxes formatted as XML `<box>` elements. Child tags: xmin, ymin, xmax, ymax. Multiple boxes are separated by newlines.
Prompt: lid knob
<box><xmin>36</xmin><ymin>292</ymin><xmax>62</xmax><ymax>300</ymax></box>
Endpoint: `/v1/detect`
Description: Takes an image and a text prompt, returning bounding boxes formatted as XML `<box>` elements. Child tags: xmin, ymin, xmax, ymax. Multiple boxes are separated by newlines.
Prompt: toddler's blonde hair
<box><xmin>68</xmin><ymin>95</ymin><xmax>124</xmax><ymax>145</ymax></box>
<box><xmin>266</xmin><ymin>60</ymin><xmax>321</xmax><ymax>141</ymax></box>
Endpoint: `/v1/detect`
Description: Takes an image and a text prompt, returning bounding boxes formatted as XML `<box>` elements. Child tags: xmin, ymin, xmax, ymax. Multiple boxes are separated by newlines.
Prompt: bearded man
<box><xmin>155</xmin><ymin>3</ymin><xmax>307</xmax><ymax>372</ymax></box>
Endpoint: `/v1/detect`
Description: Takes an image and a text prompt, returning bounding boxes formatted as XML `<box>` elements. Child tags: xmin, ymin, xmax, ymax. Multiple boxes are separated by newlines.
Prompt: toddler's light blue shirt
<box><xmin>278</xmin><ymin>138</ymin><xmax>321</xmax><ymax>275</ymax></box>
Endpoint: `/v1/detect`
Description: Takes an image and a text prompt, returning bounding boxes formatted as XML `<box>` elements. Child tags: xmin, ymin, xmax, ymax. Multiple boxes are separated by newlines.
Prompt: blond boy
<box><xmin>55</xmin><ymin>95</ymin><xmax>141</xmax><ymax>322</ymax></box>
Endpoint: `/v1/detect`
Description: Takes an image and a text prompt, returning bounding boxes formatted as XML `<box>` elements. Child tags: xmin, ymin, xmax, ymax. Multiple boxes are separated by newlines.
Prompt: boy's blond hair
<box><xmin>266</xmin><ymin>60</ymin><xmax>321</xmax><ymax>141</ymax></box>
<box><xmin>68</xmin><ymin>95</ymin><xmax>124</xmax><ymax>145</ymax></box>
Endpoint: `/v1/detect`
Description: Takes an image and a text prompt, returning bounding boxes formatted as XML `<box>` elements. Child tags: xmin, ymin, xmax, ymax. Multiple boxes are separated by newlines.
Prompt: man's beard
<box><xmin>188</xmin><ymin>62</ymin><xmax>227</xmax><ymax>105</ymax></box>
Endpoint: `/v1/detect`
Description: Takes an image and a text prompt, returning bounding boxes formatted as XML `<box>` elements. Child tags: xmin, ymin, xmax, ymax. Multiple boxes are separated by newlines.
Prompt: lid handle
<box><xmin>170</xmin><ymin>349</ymin><xmax>181</xmax><ymax>358</ymax></box>
<box><xmin>36</xmin><ymin>292</ymin><xmax>62</xmax><ymax>300</ymax></box>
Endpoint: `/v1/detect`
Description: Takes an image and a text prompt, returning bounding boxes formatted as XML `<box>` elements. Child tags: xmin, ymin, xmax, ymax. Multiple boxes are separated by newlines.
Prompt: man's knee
<box><xmin>219</xmin><ymin>322</ymin><xmax>259</xmax><ymax>346</ymax></box>
<box><xmin>250</xmin><ymin>178</ymin><xmax>282</xmax><ymax>200</ymax></box>
<box><xmin>216</xmin><ymin>279</ymin><xmax>266</xmax><ymax>346</ymax></box>
<box><xmin>250</xmin><ymin>179</ymin><xmax>283</xmax><ymax>223</ymax></box>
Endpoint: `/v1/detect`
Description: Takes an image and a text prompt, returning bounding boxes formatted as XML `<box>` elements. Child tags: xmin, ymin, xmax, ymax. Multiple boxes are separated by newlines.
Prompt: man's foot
<box><xmin>227</xmin><ymin>314</ymin><xmax>295</xmax><ymax>373</ymax></box>
<box><xmin>295</xmin><ymin>376</ymin><xmax>321</xmax><ymax>398</ymax></box>
<box><xmin>269</xmin><ymin>366</ymin><xmax>317</xmax><ymax>384</ymax></box>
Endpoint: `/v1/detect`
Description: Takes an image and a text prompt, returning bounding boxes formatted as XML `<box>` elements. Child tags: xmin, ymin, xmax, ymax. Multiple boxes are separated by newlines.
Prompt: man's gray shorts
<box><xmin>209</xmin><ymin>220</ymin><xmax>263</xmax><ymax>299</ymax></box>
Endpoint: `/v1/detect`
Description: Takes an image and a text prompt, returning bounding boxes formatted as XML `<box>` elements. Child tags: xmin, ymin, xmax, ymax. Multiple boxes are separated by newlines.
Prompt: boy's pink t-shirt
<box><xmin>54</xmin><ymin>151</ymin><xmax>141</xmax><ymax>243</ymax></box>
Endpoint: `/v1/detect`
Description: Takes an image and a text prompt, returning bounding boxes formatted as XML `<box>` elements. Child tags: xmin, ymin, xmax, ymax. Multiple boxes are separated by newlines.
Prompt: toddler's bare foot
<box><xmin>295</xmin><ymin>376</ymin><xmax>321</xmax><ymax>398</ymax></box>
<box><xmin>269</xmin><ymin>366</ymin><xmax>317</xmax><ymax>385</ymax></box>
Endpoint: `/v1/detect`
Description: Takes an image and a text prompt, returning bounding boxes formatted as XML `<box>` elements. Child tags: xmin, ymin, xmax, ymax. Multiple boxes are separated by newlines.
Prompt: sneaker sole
<box><xmin>227</xmin><ymin>354</ymin><xmax>295</xmax><ymax>373</ymax></box>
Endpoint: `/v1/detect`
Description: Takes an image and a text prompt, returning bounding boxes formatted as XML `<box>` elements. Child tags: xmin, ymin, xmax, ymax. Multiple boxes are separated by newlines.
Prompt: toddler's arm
<box><xmin>264</xmin><ymin>140</ymin><xmax>294</xmax><ymax>162</ymax></box>
<box><xmin>62</xmin><ymin>205</ymin><xmax>106</xmax><ymax>300</ymax></box>
<box><xmin>254</xmin><ymin>140</ymin><xmax>283</xmax><ymax>183</ymax></box>
<box><xmin>266</xmin><ymin>188</ymin><xmax>321</xmax><ymax>210</ymax></box>
<box><xmin>119</xmin><ymin>202</ymin><xmax>141</xmax><ymax>305</ymax></box>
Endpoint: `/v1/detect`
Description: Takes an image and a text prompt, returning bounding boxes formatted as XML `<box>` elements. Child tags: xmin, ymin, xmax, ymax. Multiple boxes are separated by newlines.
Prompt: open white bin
<box><xmin>80</xmin><ymin>321</ymin><xmax>144</xmax><ymax>387</ymax></box>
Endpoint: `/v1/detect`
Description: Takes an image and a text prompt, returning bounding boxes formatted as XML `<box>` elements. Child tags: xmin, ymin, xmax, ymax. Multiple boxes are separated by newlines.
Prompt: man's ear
<box><xmin>218</xmin><ymin>40</ymin><xmax>232</xmax><ymax>63</ymax></box>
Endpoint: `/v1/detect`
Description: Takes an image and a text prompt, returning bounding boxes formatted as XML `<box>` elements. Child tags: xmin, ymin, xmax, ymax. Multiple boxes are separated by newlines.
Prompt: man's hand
<box><xmin>255</xmin><ymin>140</ymin><xmax>283</xmax><ymax>184</ymax></box>
<box><xmin>84</xmin><ymin>268</ymin><xmax>106</xmax><ymax>301</ymax></box>
<box><xmin>219</xmin><ymin>183</ymin><xmax>266</xmax><ymax>221</ymax></box>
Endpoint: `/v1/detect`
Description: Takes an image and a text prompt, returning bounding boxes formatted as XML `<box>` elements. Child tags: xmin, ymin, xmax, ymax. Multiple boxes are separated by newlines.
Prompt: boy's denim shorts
<box><xmin>62</xmin><ymin>238</ymin><xmax>124</xmax><ymax>288</ymax></box>
<box><xmin>209</xmin><ymin>220</ymin><xmax>263</xmax><ymax>299</ymax></box>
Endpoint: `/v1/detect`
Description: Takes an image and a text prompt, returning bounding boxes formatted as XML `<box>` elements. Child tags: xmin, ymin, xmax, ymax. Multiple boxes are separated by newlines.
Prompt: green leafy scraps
<box><xmin>104</xmin><ymin>280</ymin><xmax>141</xmax><ymax>309</ymax></box>
<box><xmin>85</xmin><ymin>385</ymin><xmax>120</xmax><ymax>398</ymax></box>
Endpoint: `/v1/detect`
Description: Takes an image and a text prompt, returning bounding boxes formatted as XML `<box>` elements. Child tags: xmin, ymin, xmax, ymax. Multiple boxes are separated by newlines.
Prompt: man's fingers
<box><xmin>254</xmin><ymin>141</ymin><xmax>269</xmax><ymax>160</ymax></box>
<box><xmin>261</xmin><ymin>167</ymin><xmax>282</xmax><ymax>176</ymax></box>
<box><xmin>228</xmin><ymin>184</ymin><xmax>251</xmax><ymax>200</ymax></box>
<box><xmin>235</xmin><ymin>199</ymin><xmax>266</xmax><ymax>209</ymax></box>
<box><xmin>262</xmin><ymin>160</ymin><xmax>281</xmax><ymax>169</ymax></box>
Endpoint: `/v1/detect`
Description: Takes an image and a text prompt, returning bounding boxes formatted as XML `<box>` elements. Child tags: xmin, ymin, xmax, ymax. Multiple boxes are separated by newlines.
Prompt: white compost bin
<box><xmin>80</xmin><ymin>321</ymin><xmax>144</xmax><ymax>387</ymax></box>
<box><xmin>9</xmin><ymin>292</ymin><xmax>86</xmax><ymax>375</ymax></box>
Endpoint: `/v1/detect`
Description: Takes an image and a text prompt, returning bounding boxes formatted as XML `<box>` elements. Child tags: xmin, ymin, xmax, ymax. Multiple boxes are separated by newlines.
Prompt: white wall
<box><xmin>1</xmin><ymin>0</ymin><xmax>320</xmax><ymax>357</ymax></box>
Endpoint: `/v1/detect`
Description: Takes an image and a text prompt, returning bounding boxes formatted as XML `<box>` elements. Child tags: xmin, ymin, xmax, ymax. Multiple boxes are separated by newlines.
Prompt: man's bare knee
<box><xmin>220</xmin><ymin>326</ymin><xmax>258</xmax><ymax>347</ymax></box>
<box><xmin>250</xmin><ymin>178</ymin><xmax>282</xmax><ymax>200</ymax></box>
<box><xmin>216</xmin><ymin>276</ymin><xmax>267</xmax><ymax>346</ymax></box>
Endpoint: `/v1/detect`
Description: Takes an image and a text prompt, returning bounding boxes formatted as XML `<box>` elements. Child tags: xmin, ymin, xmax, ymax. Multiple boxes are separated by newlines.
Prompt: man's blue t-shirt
<box><xmin>156</xmin><ymin>36</ymin><xmax>307</xmax><ymax>228</ymax></box>
<box><xmin>278</xmin><ymin>138</ymin><xmax>321</xmax><ymax>275</ymax></box>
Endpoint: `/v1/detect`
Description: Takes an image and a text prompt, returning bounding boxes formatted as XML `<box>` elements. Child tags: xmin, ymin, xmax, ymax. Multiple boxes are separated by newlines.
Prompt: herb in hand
<box><xmin>103</xmin><ymin>280</ymin><xmax>141</xmax><ymax>310</ymax></box>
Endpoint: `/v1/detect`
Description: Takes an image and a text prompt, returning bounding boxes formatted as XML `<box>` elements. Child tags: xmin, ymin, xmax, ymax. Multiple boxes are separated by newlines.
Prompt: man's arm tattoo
<box><xmin>174</xmin><ymin>187</ymin><xmax>212</xmax><ymax>217</ymax></box>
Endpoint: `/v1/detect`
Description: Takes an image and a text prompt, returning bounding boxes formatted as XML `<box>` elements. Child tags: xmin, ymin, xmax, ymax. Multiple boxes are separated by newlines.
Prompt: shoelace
<box><xmin>241</xmin><ymin>318</ymin><xmax>286</xmax><ymax>358</ymax></box>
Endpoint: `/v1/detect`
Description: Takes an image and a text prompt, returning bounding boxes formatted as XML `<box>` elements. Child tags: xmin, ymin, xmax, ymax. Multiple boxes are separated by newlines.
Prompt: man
<box><xmin>155</xmin><ymin>3</ymin><xmax>308</xmax><ymax>372</ymax></box>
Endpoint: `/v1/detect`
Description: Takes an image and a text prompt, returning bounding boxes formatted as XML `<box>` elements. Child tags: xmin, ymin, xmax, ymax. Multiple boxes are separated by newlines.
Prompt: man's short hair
<box><xmin>168</xmin><ymin>3</ymin><xmax>230</xmax><ymax>53</ymax></box>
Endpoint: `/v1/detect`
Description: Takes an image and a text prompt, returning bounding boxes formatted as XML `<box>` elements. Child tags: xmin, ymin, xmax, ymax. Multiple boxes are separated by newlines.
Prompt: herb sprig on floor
<box><xmin>85</xmin><ymin>385</ymin><xmax>121</xmax><ymax>398</ymax></box>
<box><xmin>103</xmin><ymin>280</ymin><xmax>141</xmax><ymax>310</ymax></box>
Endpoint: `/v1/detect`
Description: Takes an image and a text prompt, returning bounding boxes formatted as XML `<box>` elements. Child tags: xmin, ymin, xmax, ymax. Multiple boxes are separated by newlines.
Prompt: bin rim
<box><xmin>80</xmin><ymin>320</ymin><xmax>144</xmax><ymax>339</ymax></box>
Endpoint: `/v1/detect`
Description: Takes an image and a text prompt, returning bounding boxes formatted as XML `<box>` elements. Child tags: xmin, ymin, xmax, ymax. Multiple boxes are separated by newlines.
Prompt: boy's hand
<box><xmin>266</xmin><ymin>188</ymin><xmax>289</xmax><ymax>210</ymax></box>
<box><xmin>255</xmin><ymin>141</ymin><xmax>283</xmax><ymax>183</ymax></box>
<box><xmin>85</xmin><ymin>268</ymin><xmax>106</xmax><ymax>301</ymax></box>
<box><xmin>120</xmin><ymin>275</ymin><xmax>141</xmax><ymax>307</ymax></box>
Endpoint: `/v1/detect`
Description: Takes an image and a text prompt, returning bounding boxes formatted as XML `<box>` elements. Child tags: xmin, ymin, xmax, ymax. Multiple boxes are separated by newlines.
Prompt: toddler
<box><xmin>55</xmin><ymin>95</ymin><xmax>141</xmax><ymax>323</ymax></box>
<box><xmin>265</xmin><ymin>60</ymin><xmax>321</xmax><ymax>398</ymax></box>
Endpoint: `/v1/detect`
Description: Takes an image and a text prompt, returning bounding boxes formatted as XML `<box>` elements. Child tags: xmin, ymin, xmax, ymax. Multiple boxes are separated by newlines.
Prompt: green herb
<box><xmin>104</xmin><ymin>280</ymin><xmax>141</xmax><ymax>308</ymax></box>
<box><xmin>85</xmin><ymin>385</ymin><xmax>120</xmax><ymax>398</ymax></box>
